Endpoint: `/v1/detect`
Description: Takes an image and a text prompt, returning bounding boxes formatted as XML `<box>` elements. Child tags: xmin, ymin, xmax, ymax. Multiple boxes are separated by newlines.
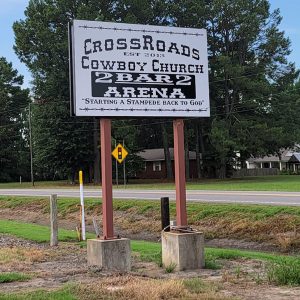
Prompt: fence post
<box><xmin>161</xmin><ymin>197</ymin><xmax>170</xmax><ymax>231</ymax></box>
<box><xmin>50</xmin><ymin>194</ymin><xmax>58</xmax><ymax>246</ymax></box>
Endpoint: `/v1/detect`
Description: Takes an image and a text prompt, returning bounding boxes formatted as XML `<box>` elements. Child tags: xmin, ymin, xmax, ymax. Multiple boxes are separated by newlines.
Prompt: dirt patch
<box><xmin>1</xmin><ymin>234</ymin><xmax>300</xmax><ymax>299</ymax></box>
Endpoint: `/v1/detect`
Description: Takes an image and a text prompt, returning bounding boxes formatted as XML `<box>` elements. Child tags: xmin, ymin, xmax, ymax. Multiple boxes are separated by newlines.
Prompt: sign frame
<box><xmin>69</xmin><ymin>20</ymin><xmax>210</xmax><ymax>118</ymax></box>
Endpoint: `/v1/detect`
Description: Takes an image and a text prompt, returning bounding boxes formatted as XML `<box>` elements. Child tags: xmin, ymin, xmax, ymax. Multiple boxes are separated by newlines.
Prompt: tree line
<box><xmin>1</xmin><ymin>0</ymin><xmax>299</xmax><ymax>182</ymax></box>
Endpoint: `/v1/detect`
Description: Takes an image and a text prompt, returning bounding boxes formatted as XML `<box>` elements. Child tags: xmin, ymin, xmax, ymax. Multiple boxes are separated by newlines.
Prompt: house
<box><xmin>136</xmin><ymin>148</ymin><xmax>198</xmax><ymax>179</ymax></box>
<box><xmin>246</xmin><ymin>149</ymin><xmax>300</xmax><ymax>172</ymax></box>
<box><xmin>287</xmin><ymin>153</ymin><xmax>300</xmax><ymax>172</ymax></box>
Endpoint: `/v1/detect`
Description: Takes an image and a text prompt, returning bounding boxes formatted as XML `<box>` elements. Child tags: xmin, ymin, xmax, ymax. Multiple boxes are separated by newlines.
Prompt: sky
<box><xmin>0</xmin><ymin>0</ymin><xmax>299</xmax><ymax>89</ymax></box>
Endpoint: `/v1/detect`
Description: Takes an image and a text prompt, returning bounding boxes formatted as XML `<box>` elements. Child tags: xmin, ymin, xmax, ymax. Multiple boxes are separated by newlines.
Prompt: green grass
<box><xmin>131</xmin><ymin>240</ymin><xmax>162</xmax><ymax>265</ymax></box>
<box><xmin>2</xmin><ymin>218</ymin><xmax>298</xmax><ymax>266</ymax></box>
<box><xmin>267</xmin><ymin>258</ymin><xmax>300</xmax><ymax>286</ymax></box>
<box><xmin>0</xmin><ymin>273</ymin><xmax>31</xmax><ymax>283</ymax></box>
<box><xmin>2</xmin><ymin>196</ymin><xmax>300</xmax><ymax>249</ymax></box>
<box><xmin>3</xmin><ymin>196</ymin><xmax>300</xmax><ymax>222</ymax></box>
<box><xmin>0</xmin><ymin>287</ymin><xmax>77</xmax><ymax>300</ymax></box>
<box><xmin>0</xmin><ymin>219</ymin><xmax>94</xmax><ymax>243</ymax></box>
<box><xmin>126</xmin><ymin>175</ymin><xmax>300</xmax><ymax>192</ymax></box>
<box><xmin>183</xmin><ymin>278</ymin><xmax>219</xmax><ymax>294</ymax></box>
<box><xmin>1</xmin><ymin>219</ymin><xmax>300</xmax><ymax>286</ymax></box>
<box><xmin>0</xmin><ymin>180</ymin><xmax>72</xmax><ymax>189</ymax></box>
<box><xmin>1</xmin><ymin>175</ymin><xmax>300</xmax><ymax>191</ymax></box>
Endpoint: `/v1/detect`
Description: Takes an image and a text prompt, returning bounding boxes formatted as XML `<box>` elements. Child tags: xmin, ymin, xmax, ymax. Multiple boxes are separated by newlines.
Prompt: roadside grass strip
<box><xmin>1</xmin><ymin>219</ymin><xmax>300</xmax><ymax>285</ymax></box>
<box><xmin>2</xmin><ymin>196</ymin><xmax>300</xmax><ymax>251</ymax></box>
<box><xmin>3</xmin><ymin>196</ymin><xmax>300</xmax><ymax>220</ymax></box>
<box><xmin>1</xmin><ymin>175</ymin><xmax>300</xmax><ymax>191</ymax></box>
<box><xmin>0</xmin><ymin>272</ymin><xmax>31</xmax><ymax>283</ymax></box>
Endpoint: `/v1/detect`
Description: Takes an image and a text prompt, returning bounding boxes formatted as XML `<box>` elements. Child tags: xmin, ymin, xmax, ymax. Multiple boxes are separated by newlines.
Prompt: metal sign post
<box><xmin>100</xmin><ymin>118</ymin><xmax>114</xmax><ymax>239</ymax></box>
<box><xmin>123</xmin><ymin>140</ymin><xmax>126</xmax><ymax>188</ymax></box>
<box><xmin>114</xmin><ymin>140</ymin><xmax>119</xmax><ymax>188</ymax></box>
<box><xmin>173</xmin><ymin>119</ymin><xmax>187</xmax><ymax>226</ymax></box>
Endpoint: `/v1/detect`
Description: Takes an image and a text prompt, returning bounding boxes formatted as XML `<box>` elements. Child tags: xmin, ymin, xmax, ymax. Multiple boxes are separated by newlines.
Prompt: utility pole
<box><xmin>115</xmin><ymin>139</ymin><xmax>119</xmax><ymax>187</ymax></box>
<box><xmin>123</xmin><ymin>139</ymin><xmax>126</xmax><ymax>188</ymax></box>
<box><xmin>29</xmin><ymin>103</ymin><xmax>34</xmax><ymax>186</ymax></box>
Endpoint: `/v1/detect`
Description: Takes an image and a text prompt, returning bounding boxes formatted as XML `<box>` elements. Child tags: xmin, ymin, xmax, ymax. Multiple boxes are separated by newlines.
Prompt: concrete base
<box><xmin>162</xmin><ymin>231</ymin><xmax>204</xmax><ymax>271</ymax></box>
<box><xmin>87</xmin><ymin>238</ymin><xmax>131</xmax><ymax>272</ymax></box>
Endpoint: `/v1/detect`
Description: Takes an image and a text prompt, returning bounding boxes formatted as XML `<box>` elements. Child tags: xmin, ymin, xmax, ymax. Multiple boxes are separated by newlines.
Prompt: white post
<box><xmin>269</xmin><ymin>162</ymin><xmax>272</xmax><ymax>168</ymax></box>
<box><xmin>79</xmin><ymin>170</ymin><xmax>86</xmax><ymax>240</ymax></box>
<box><xmin>279</xmin><ymin>162</ymin><xmax>282</xmax><ymax>171</ymax></box>
<box><xmin>260</xmin><ymin>162</ymin><xmax>263</xmax><ymax>169</ymax></box>
<box><xmin>50</xmin><ymin>194</ymin><xmax>58</xmax><ymax>246</ymax></box>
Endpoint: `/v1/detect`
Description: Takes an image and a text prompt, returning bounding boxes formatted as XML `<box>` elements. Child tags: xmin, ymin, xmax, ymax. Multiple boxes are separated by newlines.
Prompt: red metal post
<box><xmin>100</xmin><ymin>118</ymin><xmax>114</xmax><ymax>239</ymax></box>
<box><xmin>173</xmin><ymin>119</ymin><xmax>188</xmax><ymax>226</ymax></box>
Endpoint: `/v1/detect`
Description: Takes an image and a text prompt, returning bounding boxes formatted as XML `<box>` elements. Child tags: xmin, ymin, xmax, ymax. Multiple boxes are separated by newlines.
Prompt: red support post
<box><xmin>173</xmin><ymin>119</ymin><xmax>188</xmax><ymax>227</ymax></box>
<box><xmin>100</xmin><ymin>118</ymin><xmax>114</xmax><ymax>239</ymax></box>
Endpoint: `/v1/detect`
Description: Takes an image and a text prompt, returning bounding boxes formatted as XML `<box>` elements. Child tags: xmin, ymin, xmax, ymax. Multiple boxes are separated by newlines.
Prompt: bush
<box><xmin>267</xmin><ymin>258</ymin><xmax>300</xmax><ymax>285</ymax></box>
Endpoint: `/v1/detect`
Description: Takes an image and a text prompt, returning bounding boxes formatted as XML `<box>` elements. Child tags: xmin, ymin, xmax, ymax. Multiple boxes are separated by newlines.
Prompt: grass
<box><xmin>267</xmin><ymin>258</ymin><xmax>300</xmax><ymax>285</ymax></box>
<box><xmin>165</xmin><ymin>262</ymin><xmax>177</xmax><ymax>273</ymax></box>
<box><xmin>0</xmin><ymin>279</ymin><xmax>229</xmax><ymax>300</ymax></box>
<box><xmin>1</xmin><ymin>218</ymin><xmax>299</xmax><ymax>266</ymax></box>
<box><xmin>2</xmin><ymin>195</ymin><xmax>300</xmax><ymax>250</ymax></box>
<box><xmin>1</xmin><ymin>175</ymin><xmax>300</xmax><ymax>191</ymax></box>
<box><xmin>0</xmin><ymin>219</ymin><xmax>94</xmax><ymax>243</ymax></box>
<box><xmin>0</xmin><ymin>287</ymin><xmax>76</xmax><ymax>300</ymax></box>
<box><xmin>183</xmin><ymin>278</ymin><xmax>220</xmax><ymax>294</ymax></box>
<box><xmin>131</xmin><ymin>240</ymin><xmax>162</xmax><ymax>265</ymax></box>
<box><xmin>1</xmin><ymin>219</ymin><xmax>300</xmax><ymax>286</ymax></box>
<box><xmin>0</xmin><ymin>247</ymin><xmax>47</xmax><ymax>264</ymax></box>
<box><xmin>0</xmin><ymin>272</ymin><xmax>30</xmax><ymax>283</ymax></box>
<box><xmin>3</xmin><ymin>196</ymin><xmax>300</xmax><ymax>221</ymax></box>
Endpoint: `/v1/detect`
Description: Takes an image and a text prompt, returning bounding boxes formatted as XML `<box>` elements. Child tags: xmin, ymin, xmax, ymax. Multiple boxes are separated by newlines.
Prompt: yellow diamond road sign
<box><xmin>112</xmin><ymin>144</ymin><xmax>128</xmax><ymax>164</ymax></box>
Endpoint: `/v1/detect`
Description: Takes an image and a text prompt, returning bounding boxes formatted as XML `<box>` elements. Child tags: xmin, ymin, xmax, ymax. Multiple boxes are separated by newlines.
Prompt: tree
<box><xmin>170</xmin><ymin>0</ymin><xmax>299</xmax><ymax>178</ymax></box>
<box><xmin>13</xmin><ymin>0</ymin><xmax>116</xmax><ymax>182</ymax></box>
<box><xmin>13</xmin><ymin>0</ymin><xmax>300</xmax><ymax>181</ymax></box>
<box><xmin>0</xmin><ymin>57</ymin><xmax>30</xmax><ymax>181</ymax></box>
<box><xmin>13</xmin><ymin>0</ymin><xmax>170</xmax><ymax>182</ymax></box>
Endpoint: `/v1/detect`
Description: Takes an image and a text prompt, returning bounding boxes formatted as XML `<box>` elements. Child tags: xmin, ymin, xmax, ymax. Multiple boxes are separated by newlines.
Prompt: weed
<box><xmin>165</xmin><ymin>262</ymin><xmax>177</xmax><ymax>273</ymax></box>
<box><xmin>0</xmin><ymin>287</ymin><xmax>76</xmax><ymax>300</ymax></box>
<box><xmin>204</xmin><ymin>258</ymin><xmax>221</xmax><ymax>270</ymax></box>
<box><xmin>0</xmin><ymin>248</ymin><xmax>47</xmax><ymax>265</ymax></box>
<box><xmin>253</xmin><ymin>272</ymin><xmax>263</xmax><ymax>285</ymax></box>
<box><xmin>0</xmin><ymin>272</ymin><xmax>31</xmax><ymax>283</ymax></box>
<box><xmin>234</xmin><ymin>266</ymin><xmax>241</xmax><ymax>279</ymax></box>
<box><xmin>183</xmin><ymin>277</ymin><xmax>220</xmax><ymax>294</ymax></box>
<box><xmin>267</xmin><ymin>258</ymin><xmax>300</xmax><ymax>285</ymax></box>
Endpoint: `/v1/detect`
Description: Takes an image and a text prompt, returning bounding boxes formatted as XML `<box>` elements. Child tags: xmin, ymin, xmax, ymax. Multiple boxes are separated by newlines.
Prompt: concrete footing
<box><xmin>162</xmin><ymin>231</ymin><xmax>204</xmax><ymax>271</ymax></box>
<box><xmin>87</xmin><ymin>238</ymin><xmax>131</xmax><ymax>272</ymax></box>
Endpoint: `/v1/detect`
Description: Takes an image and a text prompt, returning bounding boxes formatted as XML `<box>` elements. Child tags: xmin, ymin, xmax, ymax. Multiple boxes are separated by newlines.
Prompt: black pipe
<box><xmin>161</xmin><ymin>197</ymin><xmax>170</xmax><ymax>231</ymax></box>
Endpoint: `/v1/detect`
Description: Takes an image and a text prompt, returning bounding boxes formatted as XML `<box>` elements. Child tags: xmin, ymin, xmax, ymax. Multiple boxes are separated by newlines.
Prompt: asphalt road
<box><xmin>0</xmin><ymin>188</ymin><xmax>300</xmax><ymax>206</ymax></box>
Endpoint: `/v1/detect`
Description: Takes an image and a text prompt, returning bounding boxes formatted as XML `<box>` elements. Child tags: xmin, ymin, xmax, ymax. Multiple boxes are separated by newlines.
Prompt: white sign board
<box><xmin>69</xmin><ymin>20</ymin><xmax>210</xmax><ymax>117</ymax></box>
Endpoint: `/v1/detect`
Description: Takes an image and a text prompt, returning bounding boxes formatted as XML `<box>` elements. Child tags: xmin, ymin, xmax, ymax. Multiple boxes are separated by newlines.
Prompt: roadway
<box><xmin>0</xmin><ymin>188</ymin><xmax>300</xmax><ymax>206</ymax></box>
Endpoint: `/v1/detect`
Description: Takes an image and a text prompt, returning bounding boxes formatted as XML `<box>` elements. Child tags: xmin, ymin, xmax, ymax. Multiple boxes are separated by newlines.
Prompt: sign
<box><xmin>112</xmin><ymin>143</ymin><xmax>128</xmax><ymax>164</ymax></box>
<box><xmin>69</xmin><ymin>20</ymin><xmax>210</xmax><ymax>117</ymax></box>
